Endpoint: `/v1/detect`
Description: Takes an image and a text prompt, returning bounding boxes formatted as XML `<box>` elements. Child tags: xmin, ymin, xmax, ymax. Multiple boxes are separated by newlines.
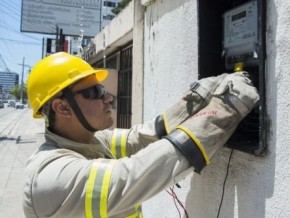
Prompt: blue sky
<box><xmin>0</xmin><ymin>0</ymin><xmax>52</xmax><ymax>83</ymax></box>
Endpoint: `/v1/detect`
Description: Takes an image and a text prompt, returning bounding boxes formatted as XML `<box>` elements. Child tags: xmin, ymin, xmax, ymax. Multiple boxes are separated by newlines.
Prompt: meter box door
<box><xmin>198</xmin><ymin>0</ymin><xmax>267</xmax><ymax>155</ymax></box>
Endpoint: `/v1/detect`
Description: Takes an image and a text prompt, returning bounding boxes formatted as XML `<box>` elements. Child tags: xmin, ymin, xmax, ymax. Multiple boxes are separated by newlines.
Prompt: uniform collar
<box><xmin>44</xmin><ymin>128</ymin><xmax>113</xmax><ymax>159</ymax></box>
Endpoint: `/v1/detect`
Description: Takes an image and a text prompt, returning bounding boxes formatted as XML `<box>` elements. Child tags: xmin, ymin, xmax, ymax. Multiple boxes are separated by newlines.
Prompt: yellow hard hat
<box><xmin>27</xmin><ymin>52</ymin><xmax>108</xmax><ymax>118</ymax></box>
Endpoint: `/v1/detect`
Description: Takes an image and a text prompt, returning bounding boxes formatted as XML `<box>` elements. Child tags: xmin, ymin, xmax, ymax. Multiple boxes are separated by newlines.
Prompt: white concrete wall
<box><xmin>143</xmin><ymin>0</ymin><xmax>199</xmax><ymax>119</ymax></box>
<box><xmin>141</xmin><ymin>0</ymin><xmax>290</xmax><ymax>218</ymax></box>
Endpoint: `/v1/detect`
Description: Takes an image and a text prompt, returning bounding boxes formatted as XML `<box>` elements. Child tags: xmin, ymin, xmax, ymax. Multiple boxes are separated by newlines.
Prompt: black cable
<box><xmin>217</xmin><ymin>148</ymin><xmax>234</xmax><ymax>218</ymax></box>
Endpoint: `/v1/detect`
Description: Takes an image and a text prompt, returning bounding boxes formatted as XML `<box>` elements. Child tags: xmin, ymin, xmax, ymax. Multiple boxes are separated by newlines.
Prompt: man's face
<box><xmin>71</xmin><ymin>75</ymin><xmax>114</xmax><ymax>130</ymax></box>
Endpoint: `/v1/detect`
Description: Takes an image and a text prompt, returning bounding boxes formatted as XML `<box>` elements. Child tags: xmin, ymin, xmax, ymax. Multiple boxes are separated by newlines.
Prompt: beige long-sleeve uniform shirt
<box><xmin>23</xmin><ymin>117</ymin><xmax>192</xmax><ymax>218</ymax></box>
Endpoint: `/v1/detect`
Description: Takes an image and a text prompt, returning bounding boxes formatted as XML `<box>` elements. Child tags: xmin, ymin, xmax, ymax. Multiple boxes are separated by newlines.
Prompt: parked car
<box><xmin>15</xmin><ymin>102</ymin><xmax>25</xmax><ymax>109</ymax></box>
<box><xmin>8</xmin><ymin>100</ymin><xmax>16</xmax><ymax>107</ymax></box>
<box><xmin>0</xmin><ymin>100</ymin><xmax>4</xmax><ymax>108</ymax></box>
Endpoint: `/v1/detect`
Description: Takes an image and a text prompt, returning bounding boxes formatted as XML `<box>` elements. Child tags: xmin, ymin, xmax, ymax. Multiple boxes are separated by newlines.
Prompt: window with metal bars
<box><xmin>117</xmin><ymin>45</ymin><xmax>132</xmax><ymax>128</ymax></box>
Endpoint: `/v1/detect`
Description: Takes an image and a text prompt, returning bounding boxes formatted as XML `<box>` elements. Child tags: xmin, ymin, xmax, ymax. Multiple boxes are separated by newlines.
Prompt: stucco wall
<box><xmin>142</xmin><ymin>0</ymin><xmax>290</xmax><ymax>217</ymax></box>
<box><xmin>143</xmin><ymin>0</ymin><xmax>199</xmax><ymax>119</ymax></box>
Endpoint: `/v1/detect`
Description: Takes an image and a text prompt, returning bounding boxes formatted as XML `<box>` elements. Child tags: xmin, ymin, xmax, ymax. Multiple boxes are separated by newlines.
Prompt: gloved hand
<box><xmin>164</xmin><ymin>72</ymin><xmax>259</xmax><ymax>173</ymax></box>
<box><xmin>155</xmin><ymin>73</ymin><xmax>228</xmax><ymax>138</ymax></box>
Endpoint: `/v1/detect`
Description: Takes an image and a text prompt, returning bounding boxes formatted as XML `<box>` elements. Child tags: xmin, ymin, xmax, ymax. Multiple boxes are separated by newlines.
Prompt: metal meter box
<box><xmin>198</xmin><ymin>0</ymin><xmax>267</xmax><ymax>156</ymax></box>
<box><xmin>223</xmin><ymin>1</ymin><xmax>259</xmax><ymax>69</ymax></box>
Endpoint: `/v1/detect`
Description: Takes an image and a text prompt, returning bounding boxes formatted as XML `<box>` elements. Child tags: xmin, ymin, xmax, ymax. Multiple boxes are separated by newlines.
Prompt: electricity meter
<box><xmin>198</xmin><ymin>0</ymin><xmax>266</xmax><ymax>155</ymax></box>
<box><xmin>223</xmin><ymin>1</ymin><xmax>259</xmax><ymax>69</ymax></box>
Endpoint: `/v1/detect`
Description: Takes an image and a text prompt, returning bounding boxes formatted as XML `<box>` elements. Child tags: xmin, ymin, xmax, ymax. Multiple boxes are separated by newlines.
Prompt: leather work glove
<box><xmin>164</xmin><ymin>72</ymin><xmax>259</xmax><ymax>173</ymax></box>
<box><xmin>155</xmin><ymin>73</ymin><xmax>228</xmax><ymax>138</ymax></box>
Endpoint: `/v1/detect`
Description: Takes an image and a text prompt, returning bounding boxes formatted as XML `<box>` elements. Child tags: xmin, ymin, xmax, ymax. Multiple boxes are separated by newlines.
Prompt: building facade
<box><xmin>82</xmin><ymin>0</ymin><xmax>290</xmax><ymax>217</ymax></box>
<box><xmin>0</xmin><ymin>72</ymin><xmax>19</xmax><ymax>99</ymax></box>
<box><xmin>101</xmin><ymin>0</ymin><xmax>122</xmax><ymax>29</ymax></box>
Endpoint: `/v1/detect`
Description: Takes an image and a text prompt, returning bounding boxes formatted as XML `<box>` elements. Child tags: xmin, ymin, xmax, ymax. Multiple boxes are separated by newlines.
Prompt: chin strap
<box><xmin>62</xmin><ymin>88</ymin><xmax>97</xmax><ymax>132</ymax></box>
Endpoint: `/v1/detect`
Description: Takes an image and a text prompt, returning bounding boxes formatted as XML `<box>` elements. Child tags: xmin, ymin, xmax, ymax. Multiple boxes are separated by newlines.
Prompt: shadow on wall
<box><xmin>184</xmin><ymin>2</ymin><xmax>277</xmax><ymax>218</ymax></box>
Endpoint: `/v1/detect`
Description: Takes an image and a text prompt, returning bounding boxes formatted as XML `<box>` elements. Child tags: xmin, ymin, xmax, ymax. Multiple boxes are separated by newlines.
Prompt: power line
<box><xmin>0</xmin><ymin>8</ymin><xmax>19</xmax><ymax>22</ymax></box>
<box><xmin>0</xmin><ymin>1</ymin><xmax>17</xmax><ymax>63</ymax></box>
<box><xmin>0</xmin><ymin>24</ymin><xmax>18</xmax><ymax>31</ymax></box>
<box><xmin>0</xmin><ymin>25</ymin><xmax>43</xmax><ymax>42</ymax></box>
<box><xmin>0</xmin><ymin>0</ymin><xmax>45</xmax><ymax>75</ymax></box>
<box><xmin>0</xmin><ymin>1</ymin><xmax>20</xmax><ymax>16</ymax></box>
<box><xmin>0</xmin><ymin>54</ymin><xmax>11</xmax><ymax>72</ymax></box>
<box><xmin>22</xmin><ymin>33</ymin><xmax>45</xmax><ymax>41</ymax></box>
<box><xmin>0</xmin><ymin>37</ymin><xmax>41</xmax><ymax>45</ymax></box>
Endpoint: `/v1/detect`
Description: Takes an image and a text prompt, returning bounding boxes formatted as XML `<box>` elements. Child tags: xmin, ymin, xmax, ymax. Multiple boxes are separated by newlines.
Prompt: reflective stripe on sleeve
<box><xmin>85</xmin><ymin>159</ymin><xmax>116</xmax><ymax>218</ymax></box>
<box><xmin>126</xmin><ymin>205</ymin><xmax>143</xmax><ymax>218</ymax></box>
<box><xmin>111</xmin><ymin>129</ymin><xmax>127</xmax><ymax>158</ymax></box>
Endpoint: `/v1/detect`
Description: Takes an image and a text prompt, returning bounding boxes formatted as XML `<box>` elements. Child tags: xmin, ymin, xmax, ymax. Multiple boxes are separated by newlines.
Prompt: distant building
<box><xmin>101</xmin><ymin>0</ymin><xmax>122</xmax><ymax>29</ymax></box>
<box><xmin>0</xmin><ymin>72</ymin><xmax>19</xmax><ymax>98</ymax></box>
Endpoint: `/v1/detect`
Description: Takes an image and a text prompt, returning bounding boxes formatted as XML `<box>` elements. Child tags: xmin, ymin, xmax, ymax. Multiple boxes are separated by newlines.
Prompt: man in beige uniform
<box><xmin>23</xmin><ymin>52</ymin><xmax>259</xmax><ymax>218</ymax></box>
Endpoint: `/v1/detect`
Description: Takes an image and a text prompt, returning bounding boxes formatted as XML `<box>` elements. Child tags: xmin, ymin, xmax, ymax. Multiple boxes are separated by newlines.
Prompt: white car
<box><xmin>15</xmin><ymin>102</ymin><xmax>25</xmax><ymax>109</ymax></box>
<box><xmin>8</xmin><ymin>100</ymin><xmax>16</xmax><ymax>107</ymax></box>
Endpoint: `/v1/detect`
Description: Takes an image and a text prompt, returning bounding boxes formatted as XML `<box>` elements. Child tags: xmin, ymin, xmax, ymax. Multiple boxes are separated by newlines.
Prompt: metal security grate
<box><xmin>117</xmin><ymin>44</ymin><xmax>132</xmax><ymax>128</ymax></box>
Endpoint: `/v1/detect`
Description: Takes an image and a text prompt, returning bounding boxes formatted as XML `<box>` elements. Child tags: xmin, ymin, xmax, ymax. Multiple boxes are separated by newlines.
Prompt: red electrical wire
<box><xmin>166</xmin><ymin>186</ymin><xmax>189</xmax><ymax>218</ymax></box>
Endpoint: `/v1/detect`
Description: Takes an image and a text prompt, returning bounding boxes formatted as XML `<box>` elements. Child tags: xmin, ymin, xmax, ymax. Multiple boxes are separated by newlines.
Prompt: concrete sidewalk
<box><xmin>0</xmin><ymin>108</ymin><xmax>45</xmax><ymax>218</ymax></box>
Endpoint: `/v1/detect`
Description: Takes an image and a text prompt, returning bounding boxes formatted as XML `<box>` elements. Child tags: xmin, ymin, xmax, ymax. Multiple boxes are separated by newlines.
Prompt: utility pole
<box><xmin>59</xmin><ymin>28</ymin><xmax>65</xmax><ymax>52</ymax></box>
<box><xmin>18</xmin><ymin>57</ymin><xmax>31</xmax><ymax>104</ymax></box>
<box><xmin>56</xmin><ymin>25</ymin><xmax>59</xmax><ymax>52</ymax></box>
<box><xmin>56</xmin><ymin>26</ymin><xmax>65</xmax><ymax>52</ymax></box>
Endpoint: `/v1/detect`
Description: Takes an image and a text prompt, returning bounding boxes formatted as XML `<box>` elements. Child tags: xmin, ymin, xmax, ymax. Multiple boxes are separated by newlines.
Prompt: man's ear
<box><xmin>51</xmin><ymin>99</ymin><xmax>72</xmax><ymax>117</ymax></box>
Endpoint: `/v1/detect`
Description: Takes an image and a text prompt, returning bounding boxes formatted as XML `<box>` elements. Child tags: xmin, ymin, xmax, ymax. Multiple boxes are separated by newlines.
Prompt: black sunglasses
<box><xmin>71</xmin><ymin>84</ymin><xmax>106</xmax><ymax>100</ymax></box>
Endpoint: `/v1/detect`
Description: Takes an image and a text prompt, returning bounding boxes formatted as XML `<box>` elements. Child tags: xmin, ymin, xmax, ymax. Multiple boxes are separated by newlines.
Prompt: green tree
<box><xmin>10</xmin><ymin>84</ymin><xmax>27</xmax><ymax>101</ymax></box>
<box><xmin>112</xmin><ymin>0</ymin><xmax>132</xmax><ymax>15</ymax></box>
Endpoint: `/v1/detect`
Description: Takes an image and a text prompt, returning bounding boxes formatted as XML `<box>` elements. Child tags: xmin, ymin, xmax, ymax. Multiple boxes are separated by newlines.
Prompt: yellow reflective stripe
<box><xmin>85</xmin><ymin>159</ymin><xmax>116</xmax><ymax>218</ymax></box>
<box><xmin>126</xmin><ymin>212</ymin><xmax>139</xmax><ymax>218</ymax></box>
<box><xmin>120</xmin><ymin>131</ymin><xmax>127</xmax><ymax>157</ymax></box>
<box><xmin>85</xmin><ymin>159</ymin><xmax>102</xmax><ymax>218</ymax></box>
<box><xmin>125</xmin><ymin>205</ymin><xmax>143</xmax><ymax>218</ymax></box>
<box><xmin>100</xmin><ymin>160</ymin><xmax>116</xmax><ymax>217</ymax></box>
<box><xmin>111</xmin><ymin>130</ymin><xmax>118</xmax><ymax>157</ymax></box>
<box><xmin>136</xmin><ymin>204</ymin><xmax>143</xmax><ymax>218</ymax></box>
<box><xmin>111</xmin><ymin>129</ymin><xmax>127</xmax><ymax>158</ymax></box>
<box><xmin>176</xmin><ymin>126</ymin><xmax>210</xmax><ymax>165</ymax></box>
<box><xmin>162</xmin><ymin>113</ymin><xmax>170</xmax><ymax>134</ymax></box>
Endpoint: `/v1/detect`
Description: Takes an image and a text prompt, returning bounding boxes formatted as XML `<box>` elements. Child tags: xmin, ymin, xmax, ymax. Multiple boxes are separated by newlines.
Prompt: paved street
<box><xmin>0</xmin><ymin>106</ymin><xmax>45</xmax><ymax>218</ymax></box>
